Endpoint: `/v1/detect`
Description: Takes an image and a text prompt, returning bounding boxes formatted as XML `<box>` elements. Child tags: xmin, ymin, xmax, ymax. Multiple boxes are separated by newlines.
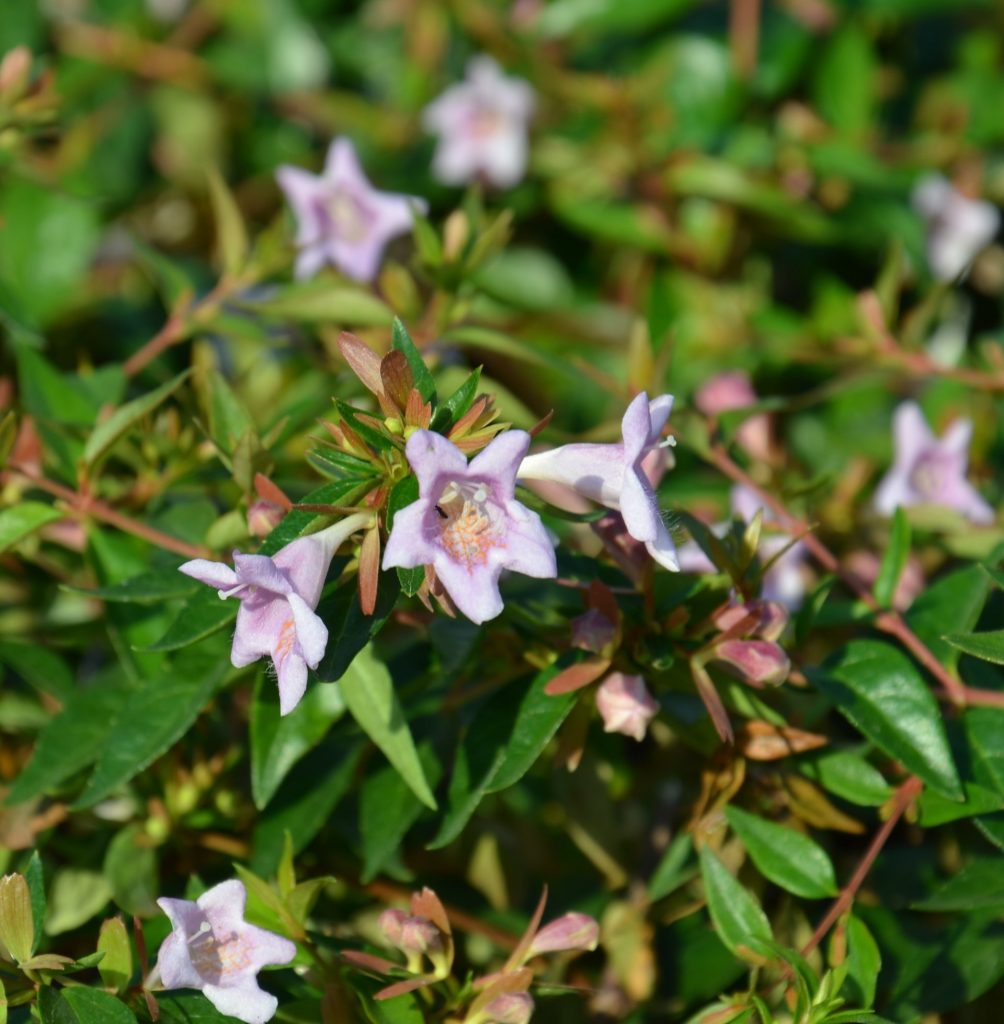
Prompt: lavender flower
<box><xmin>156</xmin><ymin>879</ymin><xmax>296</xmax><ymax>1024</ymax></box>
<box><xmin>874</xmin><ymin>401</ymin><xmax>993</xmax><ymax>523</ymax></box>
<box><xmin>517</xmin><ymin>392</ymin><xmax>679</xmax><ymax>571</ymax></box>
<box><xmin>912</xmin><ymin>174</ymin><xmax>1000</xmax><ymax>281</ymax></box>
<box><xmin>180</xmin><ymin>513</ymin><xmax>371</xmax><ymax>714</ymax></box>
<box><xmin>276</xmin><ymin>137</ymin><xmax>425</xmax><ymax>282</ymax></box>
<box><xmin>595</xmin><ymin>672</ymin><xmax>659</xmax><ymax>742</ymax></box>
<box><xmin>382</xmin><ymin>430</ymin><xmax>556</xmax><ymax>624</ymax></box>
<box><xmin>423</xmin><ymin>56</ymin><xmax>535</xmax><ymax>189</ymax></box>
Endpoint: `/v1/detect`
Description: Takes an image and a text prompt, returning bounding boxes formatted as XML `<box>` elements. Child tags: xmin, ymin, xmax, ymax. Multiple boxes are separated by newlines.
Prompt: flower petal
<box><xmin>287</xmin><ymin>593</ymin><xmax>328</xmax><ymax>668</ymax></box>
<box><xmin>646</xmin><ymin>394</ymin><xmax>674</xmax><ymax>444</ymax></box>
<box><xmin>197</xmin><ymin>879</ymin><xmax>248</xmax><ymax>934</ymax></box>
<box><xmin>645</xmin><ymin>516</ymin><xmax>680</xmax><ymax>572</ymax></box>
<box><xmin>382</xmin><ymin>501</ymin><xmax>436</xmax><ymax>570</ymax></box>
<box><xmin>156</xmin><ymin>931</ymin><xmax>203</xmax><ymax>991</ymax></box>
<box><xmin>496</xmin><ymin>501</ymin><xmax>556</xmax><ymax>579</ymax></box>
<box><xmin>322</xmin><ymin>137</ymin><xmax>367</xmax><ymax>190</ymax></box>
<box><xmin>202</xmin><ymin>981</ymin><xmax>279</xmax><ymax>1024</ymax></box>
<box><xmin>405</xmin><ymin>431</ymin><xmax>469</xmax><ymax>497</ymax></box>
<box><xmin>618</xmin><ymin>466</ymin><xmax>661</xmax><ymax>544</ymax></box>
<box><xmin>157</xmin><ymin>897</ymin><xmax>205</xmax><ymax>941</ymax></box>
<box><xmin>434</xmin><ymin>554</ymin><xmax>504</xmax><ymax>624</ymax></box>
<box><xmin>469</xmin><ymin>429</ymin><xmax>531</xmax><ymax>494</ymax></box>
<box><xmin>233</xmin><ymin>553</ymin><xmax>291</xmax><ymax>595</ymax></box>
<box><xmin>619</xmin><ymin>392</ymin><xmax>654</xmax><ymax>461</ymax></box>
<box><xmin>244</xmin><ymin>925</ymin><xmax>297</xmax><ymax>970</ymax></box>
<box><xmin>273</xmin><ymin>536</ymin><xmax>331</xmax><ymax>607</ymax></box>
<box><xmin>179</xmin><ymin>559</ymin><xmax>238</xmax><ymax>593</ymax></box>
<box><xmin>891</xmin><ymin>402</ymin><xmax>934</xmax><ymax>471</ymax></box>
<box><xmin>275</xmin><ymin>651</ymin><xmax>309</xmax><ymax>717</ymax></box>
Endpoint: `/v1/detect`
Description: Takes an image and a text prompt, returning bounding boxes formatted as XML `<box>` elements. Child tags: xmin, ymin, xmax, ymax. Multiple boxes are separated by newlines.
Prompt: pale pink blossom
<box><xmin>913</xmin><ymin>174</ymin><xmax>1000</xmax><ymax>281</ymax></box>
<box><xmin>423</xmin><ymin>56</ymin><xmax>535</xmax><ymax>189</ymax></box>
<box><xmin>694</xmin><ymin>371</ymin><xmax>771</xmax><ymax>461</ymax></box>
<box><xmin>156</xmin><ymin>880</ymin><xmax>295</xmax><ymax>1024</ymax></box>
<box><xmin>595</xmin><ymin>672</ymin><xmax>659</xmax><ymax>742</ymax></box>
<box><xmin>528</xmin><ymin>912</ymin><xmax>599</xmax><ymax>956</ymax></box>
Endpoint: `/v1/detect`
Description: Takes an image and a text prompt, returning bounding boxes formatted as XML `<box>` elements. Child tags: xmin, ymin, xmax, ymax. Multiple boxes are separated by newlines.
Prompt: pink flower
<box><xmin>180</xmin><ymin>513</ymin><xmax>371</xmax><ymax>714</ymax></box>
<box><xmin>423</xmin><ymin>56</ymin><xmax>535</xmax><ymax>189</ymax></box>
<box><xmin>874</xmin><ymin>402</ymin><xmax>993</xmax><ymax>524</ymax></box>
<box><xmin>517</xmin><ymin>392</ymin><xmax>678</xmax><ymax>571</ymax></box>
<box><xmin>379</xmin><ymin>909</ymin><xmax>441</xmax><ymax>955</ymax></box>
<box><xmin>694</xmin><ymin>371</ymin><xmax>771</xmax><ymax>462</ymax></box>
<box><xmin>595</xmin><ymin>672</ymin><xmax>658</xmax><ymax>742</ymax></box>
<box><xmin>528</xmin><ymin>912</ymin><xmax>599</xmax><ymax>956</ymax></box>
<box><xmin>913</xmin><ymin>174</ymin><xmax>1000</xmax><ymax>281</ymax></box>
<box><xmin>156</xmin><ymin>879</ymin><xmax>296</xmax><ymax>1024</ymax></box>
<box><xmin>483</xmin><ymin>992</ymin><xmax>534</xmax><ymax>1024</ymax></box>
<box><xmin>382</xmin><ymin>430</ymin><xmax>557</xmax><ymax>624</ymax></box>
<box><xmin>276</xmin><ymin>137</ymin><xmax>426</xmax><ymax>282</ymax></box>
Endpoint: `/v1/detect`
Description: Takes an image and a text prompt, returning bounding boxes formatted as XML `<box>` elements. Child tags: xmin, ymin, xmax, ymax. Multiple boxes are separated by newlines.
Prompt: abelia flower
<box><xmin>517</xmin><ymin>392</ymin><xmax>679</xmax><ymax>571</ymax></box>
<box><xmin>912</xmin><ymin>174</ymin><xmax>1000</xmax><ymax>281</ymax></box>
<box><xmin>276</xmin><ymin>137</ymin><xmax>425</xmax><ymax>282</ymax></box>
<box><xmin>382</xmin><ymin>430</ymin><xmax>556</xmax><ymax>624</ymax></box>
<box><xmin>712</xmin><ymin>638</ymin><xmax>790</xmax><ymax>688</ymax></box>
<box><xmin>423</xmin><ymin>56</ymin><xmax>535</xmax><ymax>189</ymax></box>
<box><xmin>595</xmin><ymin>672</ymin><xmax>659</xmax><ymax>742</ymax></box>
<box><xmin>483</xmin><ymin>991</ymin><xmax>534</xmax><ymax>1024</ymax></box>
<box><xmin>874</xmin><ymin>402</ymin><xmax>993</xmax><ymax>524</ymax></box>
<box><xmin>180</xmin><ymin>512</ymin><xmax>372</xmax><ymax>715</ymax></box>
<box><xmin>156</xmin><ymin>879</ymin><xmax>296</xmax><ymax>1024</ymax></box>
<box><xmin>528</xmin><ymin>912</ymin><xmax>600</xmax><ymax>956</ymax></box>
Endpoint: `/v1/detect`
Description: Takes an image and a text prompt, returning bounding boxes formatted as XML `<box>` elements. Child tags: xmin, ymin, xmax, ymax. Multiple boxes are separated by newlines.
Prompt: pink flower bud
<box><xmin>595</xmin><ymin>672</ymin><xmax>659</xmax><ymax>742</ymax></box>
<box><xmin>571</xmin><ymin>609</ymin><xmax>616</xmax><ymax>654</ymax></box>
<box><xmin>528</xmin><ymin>912</ymin><xmax>599</xmax><ymax>956</ymax></box>
<box><xmin>247</xmin><ymin>499</ymin><xmax>285</xmax><ymax>539</ymax></box>
<box><xmin>484</xmin><ymin>991</ymin><xmax>534</xmax><ymax>1024</ymax></box>
<box><xmin>713</xmin><ymin>639</ymin><xmax>790</xmax><ymax>687</ymax></box>
<box><xmin>379</xmin><ymin>909</ymin><xmax>441</xmax><ymax>955</ymax></box>
<box><xmin>694</xmin><ymin>372</ymin><xmax>757</xmax><ymax>416</ymax></box>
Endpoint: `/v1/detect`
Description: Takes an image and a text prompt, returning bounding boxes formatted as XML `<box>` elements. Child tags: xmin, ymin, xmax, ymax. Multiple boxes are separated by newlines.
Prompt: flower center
<box><xmin>322</xmin><ymin>189</ymin><xmax>371</xmax><ymax>243</ymax></box>
<box><xmin>909</xmin><ymin>451</ymin><xmax>953</xmax><ymax>500</ymax></box>
<box><xmin>435</xmin><ymin>479</ymin><xmax>500</xmax><ymax>568</ymax></box>
<box><xmin>189</xmin><ymin>926</ymin><xmax>252</xmax><ymax>982</ymax></box>
<box><xmin>467</xmin><ymin>106</ymin><xmax>505</xmax><ymax>139</ymax></box>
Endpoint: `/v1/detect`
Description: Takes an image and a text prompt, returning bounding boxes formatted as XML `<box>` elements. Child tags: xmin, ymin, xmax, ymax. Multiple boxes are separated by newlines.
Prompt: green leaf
<box><xmin>316</xmin><ymin>571</ymin><xmax>400</xmax><ymax>682</ymax></box>
<box><xmin>725</xmin><ymin>806</ymin><xmax>838</xmax><ymax>899</ymax></box>
<box><xmin>261</xmin><ymin>479</ymin><xmax>370</xmax><ymax>556</ymax></box>
<box><xmin>97</xmin><ymin>917</ymin><xmax>133</xmax><ymax>993</ymax></box>
<box><xmin>798</xmin><ymin>749</ymin><xmax>893</xmax><ymax>807</ymax></box>
<box><xmin>45</xmin><ymin>869</ymin><xmax>111</xmax><ymax>935</ymax></box>
<box><xmin>698</xmin><ymin>847</ymin><xmax>772</xmax><ymax>961</ymax></box>
<box><xmin>141</xmin><ymin>586</ymin><xmax>237</xmax><ymax>652</ymax></box>
<box><xmin>874</xmin><ymin>507</ymin><xmax>910</xmax><ymax>608</ymax></box>
<box><xmin>104</xmin><ymin>825</ymin><xmax>157</xmax><ymax>917</ymax></box>
<box><xmin>907</xmin><ymin>564</ymin><xmax>990</xmax><ymax>672</ymax></box>
<box><xmin>244</xmin><ymin>284</ymin><xmax>393</xmax><ymax>325</ymax></box>
<box><xmin>156</xmin><ymin>993</ymin><xmax>246</xmax><ymax>1023</ymax></box>
<box><xmin>207</xmin><ymin>168</ymin><xmax>248</xmax><ymax>276</ymax></box>
<box><xmin>73</xmin><ymin>646</ymin><xmax>227</xmax><ymax>808</ymax></box>
<box><xmin>250</xmin><ymin>674</ymin><xmax>346</xmax><ymax>810</ymax></box>
<box><xmin>24</xmin><ymin>851</ymin><xmax>44</xmax><ymax>955</ymax></box>
<box><xmin>391</xmin><ymin>318</ymin><xmax>436</xmax><ymax>404</ymax></box>
<box><xmin>360</xmin><ymin>744</ymin><xmax>442</xmax><ymax>882</ymax></box>
<box><xmin>648</xmin><ymin>833</ymin><xmax>696</xmax><ymax>901</ymax></box>
<box><xmin>428</xmin><ymin>667</ymin><xmax>579</xmax><ymax>849</ymax></box>
<box><xmin>82</xmin><ymin>369</ymin><xmax>190</xmax><ymax>467</ymax></box>
<box><xmin>5</xmin><ymin>673</ymin><xmax>137</xmax><ymax>803</ymax></box>
<box><xmin>912</xmin><ymin>859</ymin><xmax>1004</xmax><ymax>911</ymax></box>
<box><xmin>64</xmin><ymin>568</ymin><xmax>199</xmax><ymax>604</ymax></box>
<box><xmin>0</xmin><ymin>642</ymin><xmax>73</xmax><ymax>700</ymax></box>
<box><xmin>943</xmin><ymin>630</ymin><xmax>1004</xmax><ymax>666</ymax></box>
<box><xmin>813</xmin><ymin>640</ymin><xmax>962</xmax><ymax>800</ymax></box>
<box><xmin>843</xmin><ymin>914</ymin><xmax>881</xmax><ymax>1008</ymax></box>
<box><xmin>338</xmin><ymin>644</ymin><xmax>437</xmax><ymax>810</ymax></box>
<box><xmin>49</xmin><ymin>986</ymin><xmax>137</xmax><ymax>1024</ymax></box>
<box><xmin>811</xmin><ymin>23</ymin><xmax>875</xmax><ymax>138</ymax></box>
<box><xmin>387</xmin><ymin>476</ymin><xmax>423</xmax><ymax>596</ymax></box>
<box><xmin>431</xmin><ymin>365</ymin><xmax>482</xmax><ymax>433</ymax></box>
<box><xmin>0</xmin><ymin>501</ymin><xmax>62</xmax><ymax>553</ymax></box>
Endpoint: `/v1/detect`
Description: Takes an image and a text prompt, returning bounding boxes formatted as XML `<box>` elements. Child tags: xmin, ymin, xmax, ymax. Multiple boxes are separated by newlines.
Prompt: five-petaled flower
<box><xmin>382</xmin><ymin>429</ymin><xmax>556</xmax><ymax>624</ymax></box>
<box><xmin>517</xmin><ymin>392</ymin><xmax>679</xmax><ymax>571</ymax></box>
<box><xmin>595</xmin><ymin>672</ymin><xmax>659</xmax><ymax>741</ymax></box>
<box><xmin>180</xmin><ymin>513</ymin><xmax>371</xmax><ymax>715</ymax></box>
<box><xmin>156</xmin><ymin>879</ymin><xmax>296</xmax><ymax>1024</ymax></box>
<box><xmin>912</xmin><ymin>174</ymin><xmax>1000</xmax><ymax>282</ymax></box>
<box><xmin>276</xmin><ymin>137</ymin><xmax>425</xmax><ymax>282</ymax></box>
<box><xmin>423</xmin><ymin>56</ymin><xmax>535</xmax><ymax>189</ymax></box>
<box><xmin>874</xmin><ymin>401</ymin><xmax>994</xmax><ymax>523</ymax></box>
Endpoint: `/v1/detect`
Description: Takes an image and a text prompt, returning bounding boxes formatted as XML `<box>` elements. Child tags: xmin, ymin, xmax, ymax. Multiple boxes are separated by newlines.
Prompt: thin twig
<box><xmin>801</xmin><ymin>775</ymin><xmax>922</xmax><ymax>956</ymax></box>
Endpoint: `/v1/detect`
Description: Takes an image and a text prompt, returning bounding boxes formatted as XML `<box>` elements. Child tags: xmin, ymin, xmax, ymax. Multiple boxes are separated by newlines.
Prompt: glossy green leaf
<box><xmin>141</xmin><ymin>586</ymin><xmax>237</xmax><ymax>652</ymax></box>
<box><xmin>813</xmin><ymin>640</ymin><xmax>962</xmax><ymax>800</ymax></box>
<box><xmin>725</xmin><ymin>806</ymin><xmax>838</xmax><ymax>899</ymax></box>
<box><xmin>65</xmin><ymin>568</ymin><xmax>199</xmax><ymax>605</ymax></box>
<box><xmin>431</xmin><ymin>365</ymin><xmax>482</xmax><ymax>432</ymax></box>
<box><xmin>648</xmin><ymin>833</ymin><xmax>696</xmax><ymax>901</ymax></box>
<box><xmin>844</xmin><ymin>913</ymin><xmax>881</xmax><ymax>1008</ymax></box>
<box><xmin>907</xmin><ymin>565</ymin><xmax>989</xmax><ymax>671</ymax></box>
<box><xmin>698</xmin><ymin>847</ymin><xmax>772</xmax><ymax>961</ymax></box>
<box><xmin>798</xmin><ymin>749</ymin><xmax>893</xmax><ymax>807</ymax></box>
<box><xmin>82</xmin><ymin>369</ymin><xmax>190</xmax><ymax>467</ymax></box>
<box><xmin>39</xmin><ymin>987</ymin><xmax>137</xmax><ymax>1024</ymax></box>
<box><xmin>316</xmin><ymin>570</ymin><xmax>400</xmax><ymax>683</ymax></box>
<box><xmin>24</xmin><ymin>851</ymin><xmax>44</xmax><ymax>955</ymax></box>
<box><xmin>0</xmin><ymin>501</ymin><xmax>62</xmax><ymax>553</ymax></box>
<box><xmin>207</xmin><ymin>167</ymin><xmax>248</xmax><ymax>276</ymax></box>
<box><xmin>943</xmin><ymin>629</ymin><xmax>1004</xmax><ymax>666</ymax></box>
<box><xmin>338</xmin><ymin>644</ymin><xmax>437</xmax><ymax>810</ymax></box>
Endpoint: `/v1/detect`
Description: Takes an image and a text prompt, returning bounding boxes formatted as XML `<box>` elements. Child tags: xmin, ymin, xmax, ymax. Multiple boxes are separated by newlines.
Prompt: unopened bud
<box><xmin>595</xmin><ymin>673</ymin><xmax>659</xmax><ymax>742</ymax></box>
<box><xmin>713</xmin><ymin>639</ymin><xmax>790</xmax><ymax>687</ymax></box>
<box><xmin>694</xmin><ymin>371</ymin><xmax>756</xmax><ymax>416</ymax></box>
<box><xmin>0</xmin><ymin>874</ymin><xmax>34</xmax><ymax>964</ymax></box>
<box><xmin>483</xmin><ymin>991</ymin><xmax>534</xmax><ymax>1024</ymax></box>
<box><xmin>571</xmin><ymin>609</ymin><xmax>616</xmax><ymax>654</ymax></box>
<box><xmin>379</xmin><ymin>909</ymin><xmax>441</xmax><ymax>955</ymax></box>
<box><xmin>753</xmin><ymin>601</ymin><xmax>788</xmax><ymax>642</ymax></box>
<box><xmin>528</xmin><ymin>912</ymin><xmax>599</xmax><ymax>956</ymax></box>
<box><xmin>247</xmin><ymin>499</ymin><xmax>284</xmax><ymax>539</ymax></box>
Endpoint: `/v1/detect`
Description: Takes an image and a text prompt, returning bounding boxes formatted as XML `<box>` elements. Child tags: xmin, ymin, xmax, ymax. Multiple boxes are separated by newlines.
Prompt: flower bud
<box><xmin>713</xmin><ymin>639</ymin><xmax>790</xmax><ymax>687</ymax></box>
<box><xmin>247</xmin><ymin>499</ymin><xmax>284</xmax><ymax>539</ymax></box>
<box><xmin>379</xmin><ymin>909</ymin><xmax>441</xmax><ymax>955</ymax></box>
<box><xmin>483</xmin><ymin>991</ymin><xmax>534</xmax><ymax>1024</ymax></box>
<box><xmin>528</xmin><ymin>912</ymin><xmax>599</xmax><ymax>956</ymax></box>
<box><xmin>571</xmin><ymin>609</ymin><xmax>616</xmax><ymax>654</ymax></box>
<box><xmin>694</xmin><ymin>372</ymin><xmax>757</xmax><ymax>416</ymax></box>
<box><xmin>595</xmin><ymin>672</ymin><xmax>659</xmax><ymax>742</ymax></box>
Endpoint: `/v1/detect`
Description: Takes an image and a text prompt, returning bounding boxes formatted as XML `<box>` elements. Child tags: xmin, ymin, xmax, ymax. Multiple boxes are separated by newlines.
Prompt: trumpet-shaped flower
<box><xmin>382</xmin><ymin>430</ymin><xmax>556</xmax><ymax>624</ymax></box>
<box><xmin>180</xmin><ymin>513</ymin><xmax>371</xmax><ymax>714</ymax></box>
<box><xmin>912</xmin><ymin>174</ymin><xmax>999</xmax><ymax>281</ymax></box>
<box><xmin>276</xmin><ymin>137</ymin><xmax>425</xmax><ymax>282</ymax></box>
<box><xmin>423</xmin><ymin>56</ymin><xmax>535</xmax><ymax>189</ymax></box>
<box><xmin>874</xmin><ymin>401</ymin><xmax>993</xmax><ymax>523</ymax></box>
<box><xmin>517</xmin><ymin>392</ymin><xmax>679</xmax><ymax>571</ymax></box>
<box><xmin>156</xmin><ymin>879</ymin><xmax>296</xmax><ymax>1024</ymax></box>
<box><xmin>595</xmin><ymin>672</ymin><xmax>659</xmax><ymax>742</ymax></box>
